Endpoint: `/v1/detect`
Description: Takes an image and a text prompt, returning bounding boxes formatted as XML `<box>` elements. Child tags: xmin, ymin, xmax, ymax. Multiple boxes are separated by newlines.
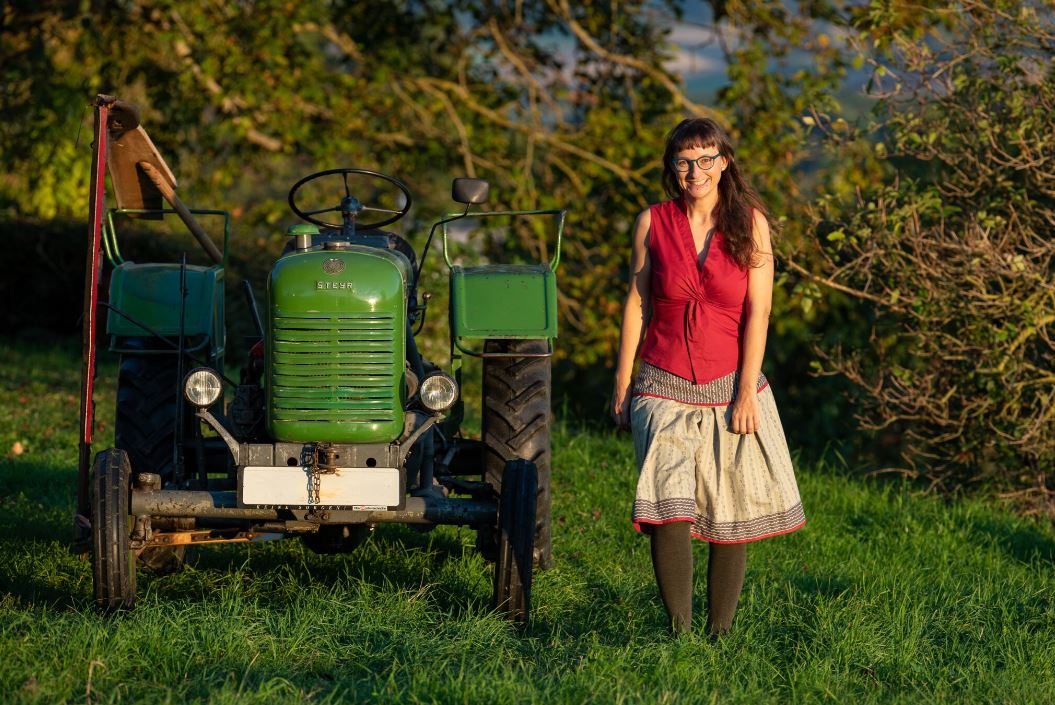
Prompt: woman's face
<box><xmin>673</xmin><ymin>144</ymin><xmax>726</xmax><ymax>201</ymax></box>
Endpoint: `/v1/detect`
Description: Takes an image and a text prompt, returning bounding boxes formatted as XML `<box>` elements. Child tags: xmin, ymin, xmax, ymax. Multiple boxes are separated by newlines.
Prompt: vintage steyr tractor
<box><xmin>75</xmin><ymin>95</ymin><xmax>563</xmax><ymax>623</ymax></box>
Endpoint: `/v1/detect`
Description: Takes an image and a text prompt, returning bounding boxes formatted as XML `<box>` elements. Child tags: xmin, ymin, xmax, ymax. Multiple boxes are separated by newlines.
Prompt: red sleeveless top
<box><xmin>639</xmin><ymin>199</ymin><xmax>749</xmax><ymax>384</ymax></box>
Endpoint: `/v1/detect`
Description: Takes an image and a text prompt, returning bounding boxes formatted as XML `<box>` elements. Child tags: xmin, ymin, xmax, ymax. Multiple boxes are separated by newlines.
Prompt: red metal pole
<box><xmin>75</xmin><ymin>98</ymin><xmax>110</xmax><ymax>546</ymax></box>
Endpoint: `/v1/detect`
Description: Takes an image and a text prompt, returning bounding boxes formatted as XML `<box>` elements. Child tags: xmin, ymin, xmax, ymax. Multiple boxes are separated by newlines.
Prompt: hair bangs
<box><xmin>667</xmin><ymin>119</ymin><xmax>725</xmax><ymax>155</ymax></box>
<box><xmin>668</xmin><ymin>133</ymin><xmax>721</xmax><ymax>156</ymax></box>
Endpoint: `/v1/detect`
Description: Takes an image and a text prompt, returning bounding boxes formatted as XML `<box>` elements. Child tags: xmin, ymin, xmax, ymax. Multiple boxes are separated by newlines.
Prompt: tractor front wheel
<box><xmin>481</xmin><ymin>339</ymin><xmax>552</xmax><ymax>569</ymax></box>
<box><xmin>492</xmin><ymin>459</ymin><xmax>537</xmax><ymax>624</ymax></box>
<box><xmin>91</xmin><ymin>448</ymin><xmax>136</xmax><ymax>610</ymax></box>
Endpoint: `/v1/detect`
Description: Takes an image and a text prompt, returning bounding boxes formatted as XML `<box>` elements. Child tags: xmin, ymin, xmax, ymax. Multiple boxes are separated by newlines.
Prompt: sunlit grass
<box><xmin>1</xmin><ymin>338</ymin><xmax>1054</xmax><ymax>704</ymax></box>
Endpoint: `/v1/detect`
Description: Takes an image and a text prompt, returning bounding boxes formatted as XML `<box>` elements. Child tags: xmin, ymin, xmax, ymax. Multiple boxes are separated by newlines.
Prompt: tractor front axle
<box><xmin>130</xmin><ymin>490</ymin><xmax>497</xmax><ymax>527</ymax></box>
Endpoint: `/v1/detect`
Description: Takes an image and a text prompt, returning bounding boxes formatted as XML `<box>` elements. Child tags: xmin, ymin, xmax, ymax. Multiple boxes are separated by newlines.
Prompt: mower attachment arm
<box><xmin>75</xmin><ymin>97</ymin><xmax>112</xmax><ymax>546</ymax></box>
<box><xmin>138</xmin><ymin>162</ymin><xmax>224</xmax><ymax>265</ymax></box>
<box><xmin>101</xmin><ymin>94</ymin><xmax>223</xmax><ymax>266</ymax></box>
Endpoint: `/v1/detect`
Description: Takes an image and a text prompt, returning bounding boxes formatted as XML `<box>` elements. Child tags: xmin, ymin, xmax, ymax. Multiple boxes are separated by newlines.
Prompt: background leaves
<box><xmin>2</xmin><ymin>0</ymin><xmax>1052</xmax><ymax>503</ymax></box>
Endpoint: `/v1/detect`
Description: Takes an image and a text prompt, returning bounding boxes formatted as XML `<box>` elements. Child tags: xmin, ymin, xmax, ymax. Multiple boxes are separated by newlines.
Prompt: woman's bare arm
<box><xmin>730</xmin><ymin>209</ymin><xmax>774</xmax><ymax>434</ymax></box>
<box><xmin>611</xmin><ymin>209</ymin><xmax>652</xmax><ymax>429</ymax></box>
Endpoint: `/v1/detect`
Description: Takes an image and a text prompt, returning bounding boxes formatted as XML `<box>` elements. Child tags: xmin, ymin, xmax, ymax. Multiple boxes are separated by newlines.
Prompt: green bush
<box><xmin>805</xmin><ymin>1</ymin><xmax>1055</xmax><ymax>498</ymax></box>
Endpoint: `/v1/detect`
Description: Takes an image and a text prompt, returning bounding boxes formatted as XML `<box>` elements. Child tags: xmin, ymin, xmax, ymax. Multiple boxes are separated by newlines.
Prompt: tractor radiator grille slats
<box><xmin>271</xmin><ymin>314</ymin><xmax>398</xmax><ymax>424</ymax></box>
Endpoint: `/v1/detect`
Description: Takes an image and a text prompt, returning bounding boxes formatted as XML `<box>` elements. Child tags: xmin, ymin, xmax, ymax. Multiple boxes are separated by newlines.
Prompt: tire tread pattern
<box><xmin>115</xmin><ymin>351</ymin><xmax>189</xmax><ymax>573</ymax></box>
<box><xmin>91</xmin><ymin>449</ymin><xmax>136</xmax><ymax>610</ymax></box>
<box><xmin>492</xmin><ymin>459</ymin><xmax>537</xmax><ymax>623</ymax></box>
<box><xmin>482</xmin><ymin>339</ymin><xmax>553</xmax><ymax>569</ymax></box>
<box><xmin>115</xmin><ymin>354</ymin><xmax>182</xmax><ymax>478</ymax></box>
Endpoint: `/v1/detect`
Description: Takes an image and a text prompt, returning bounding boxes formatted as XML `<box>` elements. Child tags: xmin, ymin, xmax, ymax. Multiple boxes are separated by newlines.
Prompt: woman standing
<box><xmin>612</xmin><ymin>118</ymin><xmax>805</xmax><ymax>636</ymax></box>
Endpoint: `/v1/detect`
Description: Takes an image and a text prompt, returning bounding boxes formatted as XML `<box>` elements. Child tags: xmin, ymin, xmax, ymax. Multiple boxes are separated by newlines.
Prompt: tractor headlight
<box><xmin>419</xmin><ymin>372</ymin><xmax>458</xmax><ymax>412</ymax></box>
<box><xmin>183</xmin><ymin>368</ymin><xmax>223</xmax><ymax>408</ymax></box>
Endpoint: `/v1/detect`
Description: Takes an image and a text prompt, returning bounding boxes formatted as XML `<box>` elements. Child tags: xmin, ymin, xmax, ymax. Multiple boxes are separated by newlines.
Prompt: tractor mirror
<box><xmin>452</xmin><ymin>178</ymin><xmax>489</xmax><ymax>205</ymax></box>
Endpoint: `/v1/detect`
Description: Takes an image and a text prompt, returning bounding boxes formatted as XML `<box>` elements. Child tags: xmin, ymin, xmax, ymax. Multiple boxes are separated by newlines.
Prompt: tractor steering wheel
<box><xmin>288</xmin><ymin>168</ymin><xmax>412</xmax><ymax>231</ymax></box>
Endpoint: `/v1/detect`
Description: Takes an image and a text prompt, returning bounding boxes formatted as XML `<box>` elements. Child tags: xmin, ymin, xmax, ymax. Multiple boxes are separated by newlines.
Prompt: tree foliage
<box><xmin>804</xmin><ymin>1</ymin><xmax>1055</xmax><ymax>498</ymax></box>
<box><xmin>1</xmin><ymin>0</ymin><xmax>701</xmax><ymax>377</ymax></box>
<box><xmin>5</xmin><ymin>0</ymin><xmax>1051</xmax><ymax>495</ymax></box>
<box><xmin>1</xmin><ymin>2</ymin><xmax>876</xmax><ymax>400</ymax></box>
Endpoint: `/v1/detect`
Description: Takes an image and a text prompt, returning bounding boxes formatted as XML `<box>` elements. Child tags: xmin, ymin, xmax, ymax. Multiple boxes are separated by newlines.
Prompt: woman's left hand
<box><xmin>729</xmin><ymin>392</ymin><xmax>761</xmax><ymax>435</ymax></box>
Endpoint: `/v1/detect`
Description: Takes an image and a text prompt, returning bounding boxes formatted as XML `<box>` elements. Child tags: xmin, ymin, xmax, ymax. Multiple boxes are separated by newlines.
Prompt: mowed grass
<box><xmin>1</xmin><ymin>338</ymin><xmax>1054</xmax><ymax>705</ymax></box>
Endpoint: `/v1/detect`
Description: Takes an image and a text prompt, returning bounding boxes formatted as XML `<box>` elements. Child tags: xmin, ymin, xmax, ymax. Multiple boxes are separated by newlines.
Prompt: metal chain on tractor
<box><xmin>307</xmin><ymin>442</ymin><xmax>339</xmax><ymax>506</ymax></box>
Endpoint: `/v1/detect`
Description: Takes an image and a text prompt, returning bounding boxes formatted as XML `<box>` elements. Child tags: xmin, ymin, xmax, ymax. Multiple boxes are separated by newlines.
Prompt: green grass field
<box><xmin>2</xmin><ymin>339</ymin><xmax>1054</xmax><ymax>704</ymax></box>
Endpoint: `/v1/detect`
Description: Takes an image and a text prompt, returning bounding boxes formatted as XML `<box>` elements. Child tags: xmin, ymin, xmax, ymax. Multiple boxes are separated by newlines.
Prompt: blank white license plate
<box><xmin>240</xmin><ymin>466</ymin><xmax>400</xmax><ymax>508</ymax></box>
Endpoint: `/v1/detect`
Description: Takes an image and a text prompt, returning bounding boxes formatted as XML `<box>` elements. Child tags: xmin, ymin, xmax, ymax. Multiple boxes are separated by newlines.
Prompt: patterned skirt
<box><xmin>631</xmin><ymin>365</ymin><xmax>805</xmax><ymax>543</ymax></box>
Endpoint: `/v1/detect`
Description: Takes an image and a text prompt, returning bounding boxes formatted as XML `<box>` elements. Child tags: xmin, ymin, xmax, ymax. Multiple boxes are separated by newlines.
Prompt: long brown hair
<box><xmin>661</xmin><ymin>118</ymin><xmax>768</xmax><ymax>268</ymax></box>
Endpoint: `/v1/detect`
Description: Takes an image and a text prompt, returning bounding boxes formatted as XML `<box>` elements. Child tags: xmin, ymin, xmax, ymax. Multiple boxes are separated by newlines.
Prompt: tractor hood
<box><xmin>266</xmin><ymin>245</ymin><xmax>410</xmax><ymax>444</ymax></box>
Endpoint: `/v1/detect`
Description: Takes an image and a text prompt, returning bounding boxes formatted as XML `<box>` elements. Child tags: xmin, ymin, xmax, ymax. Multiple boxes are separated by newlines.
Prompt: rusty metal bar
<box><xmin>132</xmin><ymin>490</ymin><xmax>278</xmax><ymax>520</ymax></box>
<box><xmin>75</xmin><ymin>97</ymin><xmax>112</xmax><ymax>549</ymax></box>
<box><xmin>363</xmin><ymin>497</ymin><xmax>496</xmax><ymax>525</ymax></box>
<box><xmin>131</xmin><ymin>490</ymin><xmax>496</xmax><ymax>526</ymax></box>
<box><xmin>137</xmin><ymin>529</ymin><xmax>285</xmax><ymax>548</ymax></box>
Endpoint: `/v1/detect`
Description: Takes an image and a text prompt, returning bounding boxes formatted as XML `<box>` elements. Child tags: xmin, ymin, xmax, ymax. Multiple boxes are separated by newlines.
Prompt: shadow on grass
<box><xmin>790</xmin><ymin>572</ymin><xmax>853</xmax><ymax>597</ymax></box>
<box><xmin>150</xmin><ymin>527</ymin><xmax>658</xmax><ymax>647</ymax></box>
<box><xmin>0</xmin><ymin>463</ymin><xmax>742</xmax><ymax>645</ymax></box>
<box><xmin>0</xmin><ymin>547</ymin><xmax>90</xmax><ymax>611</ymax></box>
<box><xmin>0</xmin><ymin>460</ymin><xmax>77</xmax><ymax>543</ymax></box>
<box><xmin>136</xmin><ymin>523</ymin><xmax>497</xmax><ymax>621</ymax></box>
<box><xmin>0</xmin><ymin>459</ymin><xmax>93</xmax><ymax>609</ymax></box>
<box><xmin>0</xmin><ymin>455</ymin><xmax>494</xmax><ymax>614</ymax></box>
<box><xmin>969</xmin><ymin>517</ymin><xmax>1055</xmax><ymax>564</ymax></box>
<box><xmin>188</xmin><ymin>525</ymin><xmax>475</xmax><ymax>588</ymax></box>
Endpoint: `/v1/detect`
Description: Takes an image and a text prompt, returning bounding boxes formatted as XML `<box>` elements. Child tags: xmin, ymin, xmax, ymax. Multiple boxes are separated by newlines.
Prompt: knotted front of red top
<box><xmin>639</xmin><ymin>199</ymin><xmax>749</xmax><ymax>384</ymax></box>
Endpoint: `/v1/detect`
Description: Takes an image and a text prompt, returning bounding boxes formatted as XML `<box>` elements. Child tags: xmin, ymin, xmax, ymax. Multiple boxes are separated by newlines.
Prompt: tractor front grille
<box><xmin>269</xmin><ymin>313</ymin><xmax>401</xmax><ymax>435</ymax></box>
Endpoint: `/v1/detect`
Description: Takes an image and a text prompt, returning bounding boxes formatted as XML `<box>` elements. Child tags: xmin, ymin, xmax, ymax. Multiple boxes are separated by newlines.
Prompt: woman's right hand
<box><xmin>611</xmin><ymin>378</ymin><xmax>632</xmax><ymax>431</ymax></box>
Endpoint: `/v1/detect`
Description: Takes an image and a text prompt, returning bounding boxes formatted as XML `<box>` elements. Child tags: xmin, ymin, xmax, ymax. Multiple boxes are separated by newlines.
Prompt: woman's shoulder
<box><xmin>632</xmin><ymin>208</ymin><xmax>652</xmax><ymax>246</ymax></box>
<box><xmin>749</xmin><ymin>208</ymin><xmax>771</xmax><ymax>248</ymax></box>
<box><xmin>750</xmin><ymin>207</ymin><xmax>769</xmax><ymax>228</ymax></box>
<box><xmin>641</xmin><ymin>199</ymin><xmax>682</xmax><ymax>225</ymax></box>
<box><xmin>636</xmin><ymin>201</ymin><xmax>676</xmax><ymax>228</ymax></box>
<box><xmin>649</xmin><ymin>199</ymin><xmax>682</xmax><ymax>214</ymax></box>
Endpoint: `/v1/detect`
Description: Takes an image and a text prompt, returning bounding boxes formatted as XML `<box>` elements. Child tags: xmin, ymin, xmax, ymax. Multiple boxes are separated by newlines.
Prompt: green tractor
<box><xmin>76</xmin><ymin>95</ymin><xmax>562</xmax><ymax>623</ymax></box>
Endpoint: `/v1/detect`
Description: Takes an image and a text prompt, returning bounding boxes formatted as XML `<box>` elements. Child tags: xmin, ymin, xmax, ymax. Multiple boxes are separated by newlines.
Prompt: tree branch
<box><xmin>411</xmin><ymin>77</ymin><xmax>651</xmax><ymax>193</ymax></box>
<box><xmin>548</xmin><ymin>0</ymin><xmax>724</xmax><ymax>122</ymax></box>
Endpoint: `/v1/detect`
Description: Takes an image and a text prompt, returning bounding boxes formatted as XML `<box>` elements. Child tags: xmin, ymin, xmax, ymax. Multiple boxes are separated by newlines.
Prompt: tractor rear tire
<box><xmin>116</xmin><ymin>352</ymin><xmax>184</xmax><ymax>480</ymax></box>
<box><xmin>115</xmin><ymin>350</ymin><xmax>189</xmax><ymax>574</ymax></box>
<box><xmin>492</xmin><ymin>459</ymin><xmax>537</xmax><ymax>624</ymax></box>
<box><xmin>481</xmin><ymin>339</ymin><xmax>553</xmax><ymax>569</ymax></box>
<box><xmin>91</xmin><ymin>448</ymin><xmax>136</xmax><ymax>610</ymax></box>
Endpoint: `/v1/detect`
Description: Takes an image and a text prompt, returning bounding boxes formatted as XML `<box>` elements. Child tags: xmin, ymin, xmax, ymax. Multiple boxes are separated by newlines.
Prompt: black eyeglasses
<box><xmin>671</xmin><ymin>154</ymin><xmax>721</xmax><ymax>172</ymax></box>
